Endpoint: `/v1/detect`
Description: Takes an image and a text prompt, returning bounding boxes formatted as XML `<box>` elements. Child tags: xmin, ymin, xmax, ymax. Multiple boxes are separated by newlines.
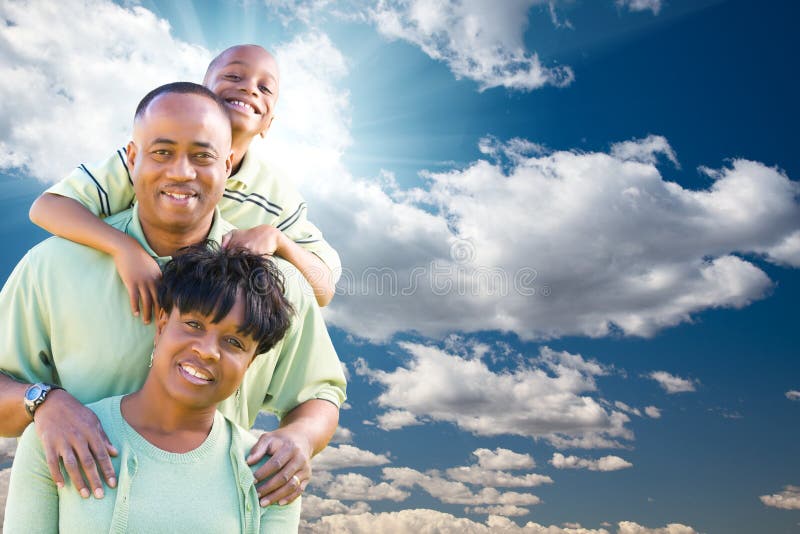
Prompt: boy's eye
<box><xmin>224</xmin><ymin>74</ymin><xmax>240</xmax><ymax>81</ymax></box>
<box><xmin>226</xmin><ymin>337</ymin><xmax>244</xmax><ymax>350</ymax></box>
<box><xmin>259</xmin><ymin>85</ymin><xmax>273</xmax><ymax>95</ymax></box>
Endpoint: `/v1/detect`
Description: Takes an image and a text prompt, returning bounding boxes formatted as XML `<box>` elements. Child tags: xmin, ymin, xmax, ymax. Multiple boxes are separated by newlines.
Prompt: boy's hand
<box><xmin>112</xmin><ymin>237</ymin><xmax>162</xmax><ymax>324</ymax></box>
<box><xmin>34</xmin><ymin>389</ymin><xmax>118</xmax><ymax>498</ymax></box>
<box><xmin>221</xmin><ymin>225</ymin><xmax>287</xmax><ymax>257</ymax></box>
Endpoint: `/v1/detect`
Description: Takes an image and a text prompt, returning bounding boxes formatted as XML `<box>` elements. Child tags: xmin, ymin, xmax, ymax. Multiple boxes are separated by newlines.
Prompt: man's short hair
<box><xmin>158</xmin><ymin>243</ymin><xmax>294</xmax><ymax>355</ymax></box>
<box><xmin>134</xmin><ymin>81</ymin><xmax>228</xmax><ymax>122</ymax></box>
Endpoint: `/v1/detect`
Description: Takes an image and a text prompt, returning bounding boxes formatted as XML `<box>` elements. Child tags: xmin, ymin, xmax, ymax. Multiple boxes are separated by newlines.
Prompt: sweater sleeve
<box><xmin>2</xmin><ymin>425</ymin><xmax>59</xmax><ymax>534</ymax></box>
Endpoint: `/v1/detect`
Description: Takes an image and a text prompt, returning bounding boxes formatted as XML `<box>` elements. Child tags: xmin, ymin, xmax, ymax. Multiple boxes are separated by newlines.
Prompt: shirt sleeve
<box><xmin>262</xmin><ymin>270</ymin><xmax>347</xmax><ymax>419</ymax></box>
<box><xmin>0</xmin><ymin>249</ymin><xmax>57</xmax><ymax>386</ymax></box>
<box><xmin>45</xmin><ymin>147</ymin><xmax>135</xmax><ymax>218</ymax></box>
<box><xmin>2</xmin><ymin>425</ymin><xmax>60</xmax><ymax>534</ymax></box>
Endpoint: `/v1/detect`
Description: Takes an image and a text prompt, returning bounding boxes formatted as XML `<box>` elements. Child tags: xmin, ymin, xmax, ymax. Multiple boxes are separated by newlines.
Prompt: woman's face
<box><xmin>152</xmin><ymin>294</ymin><xmax>258</xmax><ymax>409</ymax></box>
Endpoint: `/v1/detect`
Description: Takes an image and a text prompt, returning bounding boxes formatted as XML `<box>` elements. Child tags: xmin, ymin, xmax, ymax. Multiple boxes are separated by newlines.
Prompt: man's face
<box><xmin>204</xmin><ymin>45</ymin><xmax>280</xmax><ymax>139</ymax></box>
<box><xmin>127</xmin><ymin>92</ymin><xmax>232</xmax><ymax>233</ymax></box>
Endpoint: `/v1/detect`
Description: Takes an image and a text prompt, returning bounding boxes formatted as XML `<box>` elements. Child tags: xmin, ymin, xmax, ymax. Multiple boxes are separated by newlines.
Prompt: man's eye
<box><xmin>152</xmin><ymin>150</ymin><xmax>170</xmax><ymax>156</ymax></box>
<box><xmin>195</xmin><ymin>152</ymin><xmax>214</xmax><ymax>160</ymax></box>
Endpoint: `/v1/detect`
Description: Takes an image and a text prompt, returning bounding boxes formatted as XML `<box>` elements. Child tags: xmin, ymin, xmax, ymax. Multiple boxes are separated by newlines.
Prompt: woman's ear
<box><xmin>154</xmin><ymin>308</ymin><xmax>169</xmax><ymax>342</ymax></box>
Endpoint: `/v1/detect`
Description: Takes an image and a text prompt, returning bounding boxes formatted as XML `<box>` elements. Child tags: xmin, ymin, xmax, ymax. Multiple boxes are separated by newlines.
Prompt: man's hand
<box><xmin>111</xmin><ymin>236</ymin><xmax>161</xmax><ymax>324</ymax></box>
<box><xmin>221</xmin><ymin>225</ymin><xmax>286</xmax><ymax>257</ymax></box>
<box><xmin>247</xmin><ymin>427</ymin><xmax>312</xmax><ymax>507</ymax></box>
<box><xmin>33</xmin><ymin>389</ymin><xmax>118</xmax><ymax>498</ymax></box>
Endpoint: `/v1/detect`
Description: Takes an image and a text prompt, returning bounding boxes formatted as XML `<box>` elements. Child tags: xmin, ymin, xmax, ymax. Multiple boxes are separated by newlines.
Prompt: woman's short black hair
<box><xmin>158</xmin><ymin>243</ymin><xmax>293</xmax><ymax>355</ymax></box>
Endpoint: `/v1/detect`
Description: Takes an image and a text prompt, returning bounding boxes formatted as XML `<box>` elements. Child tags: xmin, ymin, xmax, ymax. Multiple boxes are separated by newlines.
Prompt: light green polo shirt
<box><xmin>46</xmin><ymin>147</ymin><xmax>342</xmax><ymax>281</ymax></box>
<box><xmin>0</xmin><ymin>204</ymin><xmax>346</xmax><ymax>427</ymax></box>
<box><xmin>3</xmin><ymin>396</ymin><xmax>300</xmax><ymax>533</ymax></box>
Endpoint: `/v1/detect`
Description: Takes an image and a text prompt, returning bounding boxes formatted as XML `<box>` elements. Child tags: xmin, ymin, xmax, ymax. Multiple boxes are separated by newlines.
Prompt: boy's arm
<box><xmin>30</xmin><ymin>194</ymin><xmax>161</xmax><ymax>323</ymax></box>
<box><xmin>222</xmin><ymin>226</ymin><xmax>335</xmax><ymax>306</ymax></box>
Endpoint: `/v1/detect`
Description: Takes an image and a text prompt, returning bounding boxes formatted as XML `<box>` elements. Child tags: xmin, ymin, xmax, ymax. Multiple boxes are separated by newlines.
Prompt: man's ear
<box><xmin>126</xmin><ymin>140</ymin><xmax>137</xmax><ymax>173</ymax></box>
<box><xmin>225</xmin><ymin>150</ymin><xmax>234</xmax><ymax>177</ymax></box>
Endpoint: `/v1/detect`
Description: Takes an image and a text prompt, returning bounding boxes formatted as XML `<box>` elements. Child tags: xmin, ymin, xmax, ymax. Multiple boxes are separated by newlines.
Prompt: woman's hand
<box><xmin>247</xmin><ymin>427</ymin><xmax>312</xmax><ymax>506</ymax></box>
<box><xmin>112</xmin><ymin>236</ymin><xmax>162</xmax><ymax>324</ymax></box>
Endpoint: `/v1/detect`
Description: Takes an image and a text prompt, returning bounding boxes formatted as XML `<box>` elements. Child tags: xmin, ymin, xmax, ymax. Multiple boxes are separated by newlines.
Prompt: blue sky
<box><xmin>1</xmin><ymin>1</ymin><xmax>798</xmax><ymax>532</ymax></box>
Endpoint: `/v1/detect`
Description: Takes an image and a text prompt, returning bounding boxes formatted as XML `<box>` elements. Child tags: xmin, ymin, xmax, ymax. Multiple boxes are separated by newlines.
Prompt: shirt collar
<box><xmin>227</xmin><ymin>149</ymin><xmax>258</xmax><ymax>190</ymax></box>
<box><xmin>126</xmin><ymin>204</ymin><xmax>228</xmax><ymax>265</ymax></box>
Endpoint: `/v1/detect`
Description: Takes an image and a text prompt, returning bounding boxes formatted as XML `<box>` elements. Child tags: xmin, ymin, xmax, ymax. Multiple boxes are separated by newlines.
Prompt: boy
<box><xmin>30</xmin><ymin>44</ymin><xmax>339</xmax><ymax>323</ymax></box>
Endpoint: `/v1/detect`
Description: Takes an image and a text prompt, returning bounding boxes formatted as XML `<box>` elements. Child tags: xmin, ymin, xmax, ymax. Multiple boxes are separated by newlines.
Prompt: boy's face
<box><xmin>204</xmin><ymin>45</ymin><xmax>280</xmax><ymax>140</ymax></box>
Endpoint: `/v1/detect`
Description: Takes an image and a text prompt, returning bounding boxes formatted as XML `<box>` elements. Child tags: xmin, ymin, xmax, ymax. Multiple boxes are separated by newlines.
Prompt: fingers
<box><xmin>139</xmin><ymin>283</ymin><xmax>152</xmax><ymax>324</ymax></box>
<box><xmin>90</xmin><ymin>432</ymin><xmax>118</xmax><ymax>488</ymax></box>
<box><xmin>42</xmin><ymin>443</ymin><xmax>66</xmax><ymax>490</ymax></box>
<box><xmin>127</xmin><ymin>285</ymin><xmax>140</xmax><ymax>318</ymax></box>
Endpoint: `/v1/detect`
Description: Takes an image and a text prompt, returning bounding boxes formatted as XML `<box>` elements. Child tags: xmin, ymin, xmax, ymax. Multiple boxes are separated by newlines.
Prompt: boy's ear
<box><xmin>259</xmin><ymin>116</ymin><xmax>275</xmax><ymax>139</ymax></box>
<box><xmin>126</xmin><ymin>140</ymin><xmax>137</xmax><ymax>172</ymax></box>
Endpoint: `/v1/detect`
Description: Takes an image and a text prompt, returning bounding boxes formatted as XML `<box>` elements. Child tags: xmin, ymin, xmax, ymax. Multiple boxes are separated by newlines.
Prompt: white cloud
<box><xmin>786</xmin><ymin>390</ymin><xmax>800</xmax><ymax>401</ymax></box>
<box><xmin>550</xmin><ymin>453</ymin><xmax>633</xmax><ymax>472</ymax></box>
<box><xmin>377</xmin><ymin>409</ymin><xmax>421</xmax><ymax>430</ymax></box>
<box><xmin>0</xmin><ymin>0</ymin><xmax>209</xmax><ymax>182</ymax></box>
<box><xmin>473</xmin><ymin>448</ymin><xmax>536</xmax><ymax>470</ymax></box>
<box><xmin>319</xmin><ymin>472</ymin><xmax>410</xmax><ymax>501</ymax></box>
<box><xmin>357</xmin><ymin>343</ymin><xmax>633</xmax><ymax>448</ymax></box>
<box><xmin>367</xmin><ymin>0</ymin><xmax>574</xmax><ymax>91</ymax></box>
<box><xmin>614</xmin><ymin>401</ymin><xmax>642</xmax><ymax>417</ymax></box>
<box><xmin>466</xmin><ymin>505</ymin><xmax>530</xmax><ymax>516</ymax></box>
<box><xmin>301</xmin><ymin>494</ymin><xmax>371</xmax><ymax>519</ymax></box>
<box><xmin>446</xmin><ymin>466</ymin><xmax>552</xmax><ymax>488</ymax></box>
<box><xmin>644</xmin><ymin>406</ymin><xmax>662</xmax><ymax>418</ymax></box>
<box><xmin>615</xmin><ymin>0</ymin><xmax>662</xmax><ymax>15</ymax></box>
<box><xmin>331</xmin><ymin>425</ymin><xmax>354</xmax><ymax>443</ymax></box>
<box><xmin>649</xmin><ymin>371</ymin><xmax>697</xmax><ymax>394</ymax></box>
<box><xmin>611</xmin><ymin>135</ymin><xmax>678</xmax><ymax>167</ymax></box>
<box><xmin>383</xmin><ymin>466</ymin><xmax>541</xmax><ymax>506</ymax></box>
<box><xmin>617</xmin><ymin>522</ymin><xmax>698</xmax><ymax>534</ymax></box>
<box><xmin>313</xmin><ymin>444</ymin><xmax>391</xmax><ymax>471</ymax></box>
<box><xmin>302</xmin><ymin>508</ymin><xmax>618</xmax><ymax>533</ymax></box>
<box><xmin>760</xmin><ymin>485</ymin><xmax>800</xmax><ymax>510</ymax></box>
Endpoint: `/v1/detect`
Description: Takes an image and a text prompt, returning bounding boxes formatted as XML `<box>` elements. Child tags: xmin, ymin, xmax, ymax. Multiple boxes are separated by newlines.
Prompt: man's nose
<box><xmin>165</xmin><ymin>155</ymin><xmax>196</xmax><ymax>180</ymax></box>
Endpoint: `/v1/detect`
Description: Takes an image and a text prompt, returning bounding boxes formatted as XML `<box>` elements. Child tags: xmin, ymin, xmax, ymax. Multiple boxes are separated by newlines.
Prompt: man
<box><xmin>0</xmin><ymin>82</ymin><xmax>345</xmax><ymax>509</ymax></box>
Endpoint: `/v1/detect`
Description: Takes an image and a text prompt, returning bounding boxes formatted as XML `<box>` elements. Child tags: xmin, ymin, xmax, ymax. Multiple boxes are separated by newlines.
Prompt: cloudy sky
<box><xmin>1</xmin><ymin>0</ymin><xmax>798</xmax><ymax>532</ymax></box>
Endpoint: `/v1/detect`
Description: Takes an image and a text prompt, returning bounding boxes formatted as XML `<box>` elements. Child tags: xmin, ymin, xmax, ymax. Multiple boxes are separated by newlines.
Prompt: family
<box><xmin>0</xmin><ymin>45</ymin><xmax>346</xmax><ymax>532</ymax></box>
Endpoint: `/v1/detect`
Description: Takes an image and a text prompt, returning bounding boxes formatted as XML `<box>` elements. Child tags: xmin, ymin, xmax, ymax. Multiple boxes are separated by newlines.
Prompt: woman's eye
<box><xmin>185</xmin><ymin>320</ymin><xmax>201</xmax><ymax>329</ymax></box>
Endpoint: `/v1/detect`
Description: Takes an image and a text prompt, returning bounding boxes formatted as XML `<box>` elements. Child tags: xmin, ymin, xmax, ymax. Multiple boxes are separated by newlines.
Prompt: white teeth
<box><xmin>229</xmin><ymin>100</ymin><xmax>255</xmax><ymax>113</ymax></box>
<box><xmin>181</xmin><ymin>364</ymin><xmax>212</xmax><ymax>381</ymax></box>
<box><xmin>164</xmin><ymin>192</ymin><xmax>193</xmax><ymax>200</ymax></box>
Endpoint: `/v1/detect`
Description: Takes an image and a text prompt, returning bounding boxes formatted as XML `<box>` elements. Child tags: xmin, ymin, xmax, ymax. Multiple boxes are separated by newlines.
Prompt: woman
<box><xmin>3</xmin><ymin>244</ymin><xmax>298</xmax><ymax>533</ymax></box>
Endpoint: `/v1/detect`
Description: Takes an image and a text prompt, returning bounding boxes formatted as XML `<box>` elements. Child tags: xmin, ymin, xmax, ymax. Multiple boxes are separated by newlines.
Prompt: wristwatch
<box><xmin>24</xmin><ymin>382</ymin><xmax>63</xmax><ymax>418</ymax></box>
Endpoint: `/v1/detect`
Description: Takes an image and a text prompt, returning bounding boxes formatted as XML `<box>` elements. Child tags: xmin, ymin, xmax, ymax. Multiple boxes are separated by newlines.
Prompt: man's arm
<box><xmin>247</xmin><ymin>399</ymin><xmax>339</xmax><ymax>506</ymax></box>
<box><xmin>0</xmin><ymin>373</ymin><xmax>117</xmax><ymax>497</ymax></box>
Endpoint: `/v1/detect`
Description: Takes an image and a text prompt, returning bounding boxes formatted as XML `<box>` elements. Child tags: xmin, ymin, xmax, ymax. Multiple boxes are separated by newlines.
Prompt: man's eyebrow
<box><xmin>149</xmin><ymin>138</ymin><xmax>177</xmax><ymax>146</ymax></box>
<box><xmin>192</xmin><ymin>141</ymin><xmax>218</xmax><ymax>152</ymax></box>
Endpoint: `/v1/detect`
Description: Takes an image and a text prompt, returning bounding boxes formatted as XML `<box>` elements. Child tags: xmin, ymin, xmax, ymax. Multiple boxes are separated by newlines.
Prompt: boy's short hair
<box><xmin>158</xmin><ymin>243</ymin><xmax>294</xmax><ymax>355</ymax></box>
<box><xmin>134</xmin><ymin>81</ymin><xmax>228</xmax><ymax>122</ymax></box>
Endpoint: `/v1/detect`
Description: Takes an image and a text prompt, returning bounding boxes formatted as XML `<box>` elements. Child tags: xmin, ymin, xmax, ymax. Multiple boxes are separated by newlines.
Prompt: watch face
<box><xmin>25</xmin><ymin>384</ymin><xmax>44</xmax><ymax>401</ymax></box>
